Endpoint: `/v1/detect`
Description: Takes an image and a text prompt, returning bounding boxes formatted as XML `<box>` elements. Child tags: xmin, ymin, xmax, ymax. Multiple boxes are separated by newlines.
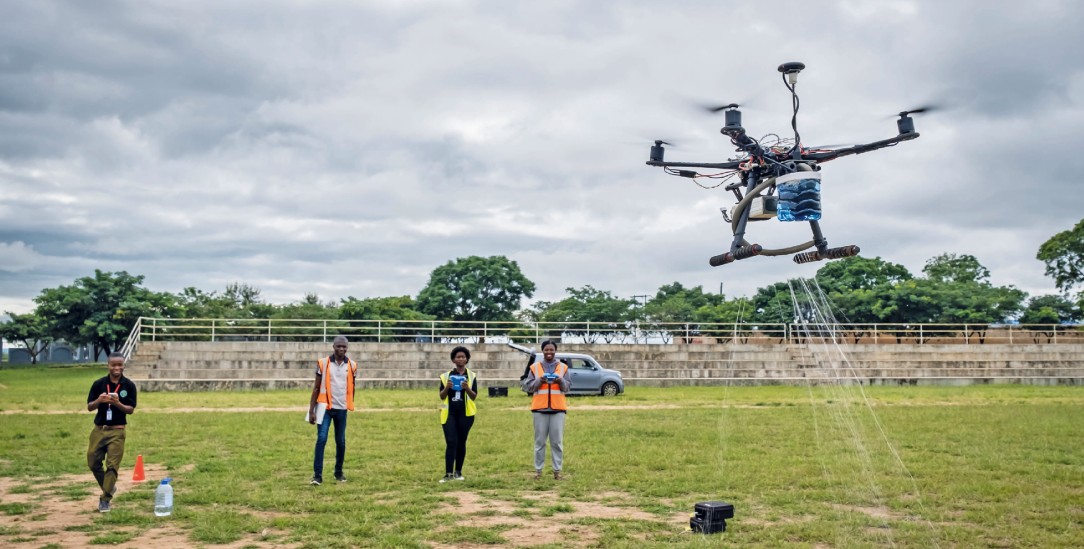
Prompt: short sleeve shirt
<box><xmin>316</xmin><ymin>356</ymin><xmax>354</xmax><ymax>410</ymax></box>
<box><xmin>87</xmin><ymin>376</ymin><xmax>138</xmax><ymax>426</ymax></box>
<box><xmin>439</xmin><ymin>369</ymin><xmax>478</xmax><ymax>417</ymax></box>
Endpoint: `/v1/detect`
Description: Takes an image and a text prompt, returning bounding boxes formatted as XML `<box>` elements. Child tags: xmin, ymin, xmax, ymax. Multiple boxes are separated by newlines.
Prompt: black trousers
<box><xmin>442</xmin><ymin>414</ymin><xmax>475</xmax><ymax>474</ymax></box>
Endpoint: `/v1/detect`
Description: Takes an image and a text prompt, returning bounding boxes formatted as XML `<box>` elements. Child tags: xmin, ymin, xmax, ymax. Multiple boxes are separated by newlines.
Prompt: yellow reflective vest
<box><xmin>440</xmin><ymin>368</ymin><xmax>477</xmax><ymax>424</ymax></box>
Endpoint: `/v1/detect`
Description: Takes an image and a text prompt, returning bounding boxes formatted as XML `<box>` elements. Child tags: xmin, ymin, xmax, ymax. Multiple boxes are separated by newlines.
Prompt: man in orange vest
<box><xmin>524</xmin><ymin>340</ymin><xmax>571</xmax><ymax>480</ymax></box>
<box><xmin>308</xmin><ymin>335</ymin><xmax>358</xmax><ymax>485</ymax></box>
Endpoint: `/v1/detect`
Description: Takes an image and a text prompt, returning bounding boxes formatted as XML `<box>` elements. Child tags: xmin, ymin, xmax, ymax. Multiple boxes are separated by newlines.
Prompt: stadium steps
<box><xmin>125</xmin><ymin>341</ymin><xmax>1084</xmax><ymax>391</ymax></box>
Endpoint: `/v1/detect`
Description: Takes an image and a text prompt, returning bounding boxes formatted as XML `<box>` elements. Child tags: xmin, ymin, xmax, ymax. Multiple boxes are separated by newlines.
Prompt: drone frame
<box><xmin>646</xmin><ymin>62</ymin><xmax>922</xmax><ymax>267</ymax></box>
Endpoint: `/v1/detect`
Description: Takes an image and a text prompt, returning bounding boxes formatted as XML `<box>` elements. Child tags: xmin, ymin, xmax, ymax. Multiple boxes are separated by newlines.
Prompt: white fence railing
<box><xmin>120</xmin><ymin>318</ymin><xmax>1084</xmax><ymax>358</ymax></box>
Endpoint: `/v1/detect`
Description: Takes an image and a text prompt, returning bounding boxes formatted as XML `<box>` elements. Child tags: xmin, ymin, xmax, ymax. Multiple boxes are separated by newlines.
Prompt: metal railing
<box><xmin>120</xmin><ymin>317</ymin><xmax>1084</xmax><ymax>357</ymax></box>
<box><xmin>128</xmin><ymin>317</ymin><xmax>787</xmax><ymax>345</ymax></box>
<box><xmin>119</xmin><ymin>317</ymin><xmax>142</xmax><ymax>360</ymax></box>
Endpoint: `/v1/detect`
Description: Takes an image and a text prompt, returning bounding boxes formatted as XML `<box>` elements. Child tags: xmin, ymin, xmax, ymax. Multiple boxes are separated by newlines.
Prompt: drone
<box><xmin>646</xmin><ymin>62</ymin><xmax>926</xmax><ymax>267</ymax></box>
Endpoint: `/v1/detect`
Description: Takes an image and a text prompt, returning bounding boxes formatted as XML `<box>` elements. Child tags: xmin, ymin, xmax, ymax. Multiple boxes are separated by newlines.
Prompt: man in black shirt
<box><xmin>86</xmin><ymin>352</ymin><xmax>137</xmax><ymax>513</ymax></box>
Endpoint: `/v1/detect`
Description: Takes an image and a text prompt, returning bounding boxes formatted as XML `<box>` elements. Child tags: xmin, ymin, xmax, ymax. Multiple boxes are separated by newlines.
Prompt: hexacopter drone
<box><xmin>646</xmin><ymin>62</ymin><xmax>926</xmax><ymax>267</ymax></box>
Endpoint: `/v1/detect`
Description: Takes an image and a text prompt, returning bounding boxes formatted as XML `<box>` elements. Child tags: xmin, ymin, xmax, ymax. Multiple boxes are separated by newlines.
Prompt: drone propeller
<box><xmin>896</xmin><ymin>105</ymin><xmax>941</xmax><ymax>117</ymax></box>
<box><xmin>654</xmin><ymin>139</ymin><xmax>675</xmax><ymax>147</ymax></box>
<box><xmin>703</xmin><ymin>103</ymin><xmax>742</xmax><ymax>113</ymax></box>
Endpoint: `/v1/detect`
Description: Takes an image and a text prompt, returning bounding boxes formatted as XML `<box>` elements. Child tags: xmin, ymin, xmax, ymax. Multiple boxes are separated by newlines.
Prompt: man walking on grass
<box><xmin>308</xmin><ymin>335</ymin><xmax>358</xmax><ymax>485</ymax></box>
<box><xmin>87</xmin><ymin>352</ymin><xmax>137</xmax><ymax>513</ymax></box>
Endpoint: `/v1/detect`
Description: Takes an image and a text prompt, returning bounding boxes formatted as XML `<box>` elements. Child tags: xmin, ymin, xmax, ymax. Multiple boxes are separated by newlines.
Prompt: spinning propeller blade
<box><xmin>703</xmin><ymin>102</ymin><xmax>742</xmax><ymax>113</ymax></box>
<box><xmin>896</xmin><ymin>104</ymin><xmax>941</xmax><ymax>117</ymax></box>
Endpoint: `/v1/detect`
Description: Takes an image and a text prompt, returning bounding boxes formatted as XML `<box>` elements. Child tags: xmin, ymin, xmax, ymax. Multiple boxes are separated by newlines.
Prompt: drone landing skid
<box><xmin>792</xmin><ymin>245</ymin><xmax>860</xmax><ymax>264</ymax></box>
<box><xmin>709</xmin><ymin>243</ymin><xmax>859</xmax><ymax>267</ymax></box>
<box><xmin>709</xmin><ymin>244</ymin><xmax>762</xmax><ymax>267</ymax></box>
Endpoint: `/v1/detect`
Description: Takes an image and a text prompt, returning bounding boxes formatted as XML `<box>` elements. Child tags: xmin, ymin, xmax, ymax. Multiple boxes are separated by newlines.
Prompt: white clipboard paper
<box><xmin>306</xmin><ymin>402</ymin><xmax>327</xmax><ymax>425</ymax></box>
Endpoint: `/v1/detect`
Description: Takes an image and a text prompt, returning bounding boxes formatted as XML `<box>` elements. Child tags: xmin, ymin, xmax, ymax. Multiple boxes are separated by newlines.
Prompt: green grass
<box><xmin>1</xmin><ymin>365</ymin><xmax>1083</xmax><ymax>547</ymax></box>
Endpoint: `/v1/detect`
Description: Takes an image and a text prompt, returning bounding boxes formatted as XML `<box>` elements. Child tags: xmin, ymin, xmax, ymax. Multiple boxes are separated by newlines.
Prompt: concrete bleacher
<box><xmin>124</xmin><ymin>341</ymin><xmax>1084</xmax><ymax>391</ymax></box>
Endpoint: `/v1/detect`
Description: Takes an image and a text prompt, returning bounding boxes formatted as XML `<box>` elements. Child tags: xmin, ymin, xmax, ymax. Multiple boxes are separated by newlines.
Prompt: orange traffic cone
<box><xmin>132</xmin><ymin>454</ymin><xmax>146</xmax><ymax>482</ymax></box>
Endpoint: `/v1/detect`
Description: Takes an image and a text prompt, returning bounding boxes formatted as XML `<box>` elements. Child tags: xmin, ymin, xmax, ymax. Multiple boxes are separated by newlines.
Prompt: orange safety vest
<box><xmin>316</xmin><ymin>357</ymin><xmax>358</xmax><ymax>411</ymax></box>
<box><xmin>529</xmin><ymin>362</ymin><xmax>568</xmax><ymax>412</ymax></box>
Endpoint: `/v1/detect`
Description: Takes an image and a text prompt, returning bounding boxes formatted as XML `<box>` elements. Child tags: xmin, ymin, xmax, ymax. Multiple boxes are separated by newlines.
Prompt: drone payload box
<box><xmin>733</xmin><ymin>196</ymin><xmax>777</xmax><ymax>221</ymax></box>
<box><xmin>750</xmin><ymin>196</ymin><xmax>777</xmax><ymax>220</ymax></box>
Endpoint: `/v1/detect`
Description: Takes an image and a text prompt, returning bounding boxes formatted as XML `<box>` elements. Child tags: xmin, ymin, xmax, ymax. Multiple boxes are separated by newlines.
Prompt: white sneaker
<box><xmin>454</xmin><ymin>472</ymin><xmax>465</xmax><ymax>481</ymax></box>
<box><xmin>439</xmin><ymin>473</ymin><xmax>453</xmax><ymax>483</ymax></box>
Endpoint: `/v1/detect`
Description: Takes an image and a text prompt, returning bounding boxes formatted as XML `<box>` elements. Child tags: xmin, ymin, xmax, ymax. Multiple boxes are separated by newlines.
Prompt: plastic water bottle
<box><xmin>775</xmin><ymin>171</ymin><xmax>822</xmax><ymax>222</ymax></box>
<box><xmin>154</xmin><ymin>478</ymin><xmax>173</xmax><ymax>517</ymax></box>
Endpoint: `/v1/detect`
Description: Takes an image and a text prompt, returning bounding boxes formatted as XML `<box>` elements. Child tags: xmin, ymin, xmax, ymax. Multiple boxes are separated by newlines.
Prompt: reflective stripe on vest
<box><xmin>529</xmin><ymin>362</ymin><xmax>568</xmax><ymax>412</ymax></box>
<box><xmin>439</xmin><ymin>368</ymin><xmax>477</xmax><ymax>424</ymax></box>
<box><xmin>317</xmin><ymin>357</ymin><xmax>357</xmax><ymax>411</ymax></box>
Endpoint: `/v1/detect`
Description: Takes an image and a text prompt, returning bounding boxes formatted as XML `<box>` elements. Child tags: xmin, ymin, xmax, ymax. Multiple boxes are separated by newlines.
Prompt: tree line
<box><xmin>4</xmin><ymin>219</ymin><xmax>1083</xmax><ymax>363</ymax></box>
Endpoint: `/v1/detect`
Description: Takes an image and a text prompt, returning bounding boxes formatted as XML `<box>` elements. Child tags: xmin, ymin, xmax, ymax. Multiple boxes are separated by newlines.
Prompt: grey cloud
<box><xmin>1</xmin><ymin>0</ymin><xmax>1082</xmax><ymax>315</ymax></box>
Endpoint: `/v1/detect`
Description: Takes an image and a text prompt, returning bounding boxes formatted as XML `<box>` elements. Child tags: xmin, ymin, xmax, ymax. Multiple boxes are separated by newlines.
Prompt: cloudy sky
<box><xmin>2</xmin><ymin>0</ymin><xmax>1082</xmax><ymax>316</ymax></box>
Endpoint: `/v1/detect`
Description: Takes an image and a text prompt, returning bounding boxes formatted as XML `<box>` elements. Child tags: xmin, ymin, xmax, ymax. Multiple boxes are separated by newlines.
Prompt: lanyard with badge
<box><xmin>105</xmin><ymin>381</ymin><xmax>120</xmax><ymax>421</ymax></box>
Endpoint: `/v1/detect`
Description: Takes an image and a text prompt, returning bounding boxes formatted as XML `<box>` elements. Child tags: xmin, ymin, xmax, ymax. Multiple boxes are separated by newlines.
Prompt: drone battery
<box><xmin>749</xmin><ymin>196</ymin><xmax>777</xmax><ymax>220</ymax></box>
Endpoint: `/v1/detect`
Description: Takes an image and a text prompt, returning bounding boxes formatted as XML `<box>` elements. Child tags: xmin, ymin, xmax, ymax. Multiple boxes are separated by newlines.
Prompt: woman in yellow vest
<box><xmin>524</xmin><ymin>340</ymin><xmax>570</xmax><ymax>480</ymax></box>
<box><xmin>439</xmin><ymin>345</ymin><xmax>477</xmax><ymax>482</ymax></box>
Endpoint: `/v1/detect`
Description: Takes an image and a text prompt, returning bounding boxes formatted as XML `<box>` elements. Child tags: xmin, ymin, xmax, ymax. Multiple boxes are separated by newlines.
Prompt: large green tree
<box><xmin>815</xmin><ymin>256</ymin><xmax>912</xmax><ymax>293</ymax></box>
<box><xmin>416</xmin><ymin>256</ymin><xmax>535</xmax><ymax>322</ymax></box>
<box><xmin>0</xmin><ymin>311</ymin><xmax>52</xmax><ymax>364</ymax></box>
<box><xmin>274</xmin><ymin>293</ymin><xmax>339</xmax><ymax>320</ymax></box>
<box><xmin>856</xmin><ymin>256</ymin><xmax>1023</xmax><ymax>329</ymax></box>
<box><xmin>339</xmin><ymin>296</ymin><xmax>434</xmax><ymax>342</ymax></box>
<box><xmin>175</xmin><ymin>283</ymin><xmax>275</xmax><ymax>319</ymax></box>
<box><xmin>815</xmin><ymin>257</ymin><xmax>912</xmax><ymax>324</ymax></box>
<box><xmin>1020</xmin><ymin>294</ymin><xmax>1081</xmax><ymax>325</ymax></box>
<box><xmin>641</xmin><ymin>282</ymin><xmax>745</xmax><ymax>343</ymax></box>
<box><xmin>340</xmin><ymin>296</ymin><xmax>431</xmax><ymax>321</ymax></box>
<box><xmin>34</xmin><ymin>270</ymin><xmax>178</xmax><ymax>355</ymax></box>
<box><xmin>1037</xmin><ymin>218</ymin><xmax>1084</xmax><ymax>293</ymax></box>
<box><xmin>748</xmin><ymin>254</ymin><xmax>1025</xmax><ymax>331</ymax></box>
<box><xmin>537</xmin><ymin>286</ymin><xmax>637</xmax><ymax>343</ymax></box>
<box><xmin>643</xmin><ymin>282</ymin><xmax>725</xmax><ymax>323</ymax></box>
<box><xmin>922</xmin><ymin>253</ymin><xmax>991</xmax><ymax>284</ymax></box>
<box><xmin>750</xmin><ymin>279</ymin><xmax>817</xmax><ymax>324</ymax></box>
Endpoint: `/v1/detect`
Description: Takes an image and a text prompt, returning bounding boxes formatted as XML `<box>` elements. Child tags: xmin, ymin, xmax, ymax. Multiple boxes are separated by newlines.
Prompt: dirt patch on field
<box><xmin>431</xmin><ymin>489</ymin><xmax>686</xmax><ymax>547</ymax></box>
<box><xmin>2</xmin><ymin>475</ymin><xmax>686</xmax><ymax>548</ymax></box>
<box><xmin>0</xmin><ymin>464</ymin><xmax>296</xmax><ymax>549</ymax></box>
<box><xmin>830</xmin><ymin>503</ymin><xmax>900</xmax><ymax>520</ymax></box>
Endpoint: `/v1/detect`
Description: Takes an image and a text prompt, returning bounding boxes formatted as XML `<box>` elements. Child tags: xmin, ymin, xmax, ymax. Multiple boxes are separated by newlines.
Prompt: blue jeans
<box><xmin>314</xmin><ymin>408</ymin><xmax>348</xmax><ymax>479</ymax></box>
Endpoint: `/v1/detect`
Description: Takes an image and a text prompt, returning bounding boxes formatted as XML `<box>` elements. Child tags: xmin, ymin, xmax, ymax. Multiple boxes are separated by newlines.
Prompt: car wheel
<box><xmin>601</xmin><ymin>381</ymin><xmax>619</xmax><ymax>397</ymax></box>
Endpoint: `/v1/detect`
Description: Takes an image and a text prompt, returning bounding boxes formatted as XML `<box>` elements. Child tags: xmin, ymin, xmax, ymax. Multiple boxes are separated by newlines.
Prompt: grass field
<box><xmin>1</xmin><ymin>364</ymin><xmax>1082</xmax><ymax>548</ymax></box>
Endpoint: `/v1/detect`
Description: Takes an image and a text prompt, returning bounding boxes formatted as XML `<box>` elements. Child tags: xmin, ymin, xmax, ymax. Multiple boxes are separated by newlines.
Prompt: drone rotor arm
<box><xmin>646</xmin><ymin>160</ymin><xmax>743</xmax><ymax>170</ymax></box>
<box><xmin>803</xmin><ymin>132</ymin><xmax>920</xmax><ymax>162</ymax></box>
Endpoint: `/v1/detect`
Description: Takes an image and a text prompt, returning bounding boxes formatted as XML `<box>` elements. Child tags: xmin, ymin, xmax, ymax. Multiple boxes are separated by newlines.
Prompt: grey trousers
<box><xmin>532</xmin><ymin>412</ymin><xmax>566</xmax><ymax>472</ymax></box>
